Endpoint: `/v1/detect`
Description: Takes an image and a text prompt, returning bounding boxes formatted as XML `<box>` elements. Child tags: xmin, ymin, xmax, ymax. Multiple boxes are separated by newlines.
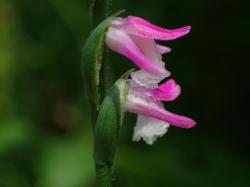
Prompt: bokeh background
<box><xmin>0</xmin><ymin>0</ymin><xmax>249</xmax><ymax>186</ymax></box>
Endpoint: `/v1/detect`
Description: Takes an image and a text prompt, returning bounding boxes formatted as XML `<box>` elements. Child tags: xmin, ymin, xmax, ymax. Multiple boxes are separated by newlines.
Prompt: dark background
<box><xmin>0</xmin><ymin>0</ymin><xmax>249</xmax><ymax>186</ymax></box>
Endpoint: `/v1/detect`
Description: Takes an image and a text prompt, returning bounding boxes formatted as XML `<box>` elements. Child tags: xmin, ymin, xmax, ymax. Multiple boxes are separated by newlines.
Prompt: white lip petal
<box><xmin>131</xmin><ymin>69</ymin><xmax>170</xmax><ymax>88</ymax></box>
<box><xmin>132</xmin><ymin>115</ymin><xmax>170</xmax><ymax>145</ymax></box>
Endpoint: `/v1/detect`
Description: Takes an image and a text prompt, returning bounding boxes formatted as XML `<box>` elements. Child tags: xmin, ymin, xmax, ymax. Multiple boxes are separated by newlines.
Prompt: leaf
<box><xmin>94</xmin><ymin>71</ymin><xmax>130</xmax><ymax>169</ymax></box>
<box><xmin>82</xmin><ymin>10</ymin><xmax>125</xmax><ymax>110</ymax></box>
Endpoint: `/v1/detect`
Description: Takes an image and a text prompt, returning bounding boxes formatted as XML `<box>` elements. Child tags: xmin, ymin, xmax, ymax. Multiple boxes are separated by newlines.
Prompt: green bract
<box><xmin>82</xmin><ymin>10</ymin><xmax>125</xmax><ymax>110</ymax></box>
<box><xmin>94</xmin><ymin>72</ymin><xmax>130</xmax><ymax>169</ymax></box>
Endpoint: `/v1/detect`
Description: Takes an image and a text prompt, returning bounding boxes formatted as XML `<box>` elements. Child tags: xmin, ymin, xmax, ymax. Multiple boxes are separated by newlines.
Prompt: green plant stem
<box><xmin>100</xmin><ymin>47</ymin><xmax>113</xmax><ymax>100</ymax></box>
<box><xmin>89</xmin><ymin>0</ymin><xmax>112</xmax><ymax>28</ymax></box>
<box><xmin>95</xmin><ymin>164</ymin><xmax>113</xmax><ymax>187</ymax></box>
<box><xmin>88</xmin><ymin>1</ymin><xmax>114</xmax><ymax>187</ymax></box>
<box><xmin>91</xmin><ymin>0</ymin><xmax>112</xmax><ymax>100</ymax></box>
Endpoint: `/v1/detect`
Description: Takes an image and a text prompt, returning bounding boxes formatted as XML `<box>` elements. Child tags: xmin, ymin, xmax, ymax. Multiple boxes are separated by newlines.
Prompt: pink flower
<box><xmin>105</xmin><ymin>15</ymin><xmax>196</xmax><ymax>144</ymax></box>
<box><xmin>105</xmin><ymin>16</ymin><xmax>191</xmax><ymax>88</ymax></box>
<box><xmin>126</xmin><ymin>79</ymin><xmax>196</xmax><ymax>144</ymax></box>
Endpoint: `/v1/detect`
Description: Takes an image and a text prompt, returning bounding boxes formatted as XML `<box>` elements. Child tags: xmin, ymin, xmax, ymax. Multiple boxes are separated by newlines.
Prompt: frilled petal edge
<box><xmin>133</xmin><ymin>115</ymin><xmax>170</xmax><ymax>145</ymax></box>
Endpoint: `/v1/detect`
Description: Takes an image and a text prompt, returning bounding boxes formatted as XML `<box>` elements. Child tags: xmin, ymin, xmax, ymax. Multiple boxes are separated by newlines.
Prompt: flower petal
<box><xmin>156</xmin><ymin>45</ymin><xmax>172</xmax><ymax>54</ymax></box>
<box><xmin>131</xmin><ymin>69</ymin><xmax>170</xmax><ymax>88</ymax></box>
<box><xmin>128</xmin><ymin>36</ymin><xmax>170</xmax><ymax>87</ymax></box>
<box><xmin>123</xmin><ymin>16</ymin><xmax>191</xmax><ymax>40</ymax></box>
<box><xmin>130</xmin><ymin>36</ymin><xmax>164</xmax><ymax>66</ymax></box>
<box><xmin>105</xmin><ymin>28</ymin><xmax>166</xmax><ymax>75</ymax></box>
<box><xmin>125</xmin><ymin>87</ymin><xmax>196</xmax><ymax>128</ymax></box>
<box><xmin>152</xmin><ymin>79</ymin><xmax>181</xmax><ymax>101</ymax></box>
<box><xmin>133</xmin><ymin>115</ymin><xmax>170</xmax><ymax>145</ymax></box>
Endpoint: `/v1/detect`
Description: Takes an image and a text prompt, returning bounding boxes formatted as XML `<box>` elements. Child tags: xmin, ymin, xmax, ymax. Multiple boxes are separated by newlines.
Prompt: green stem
<box><xmin>100</xmin><ymin>47</ymin><xmax>114</xmax><ymax>100</ymax></box>
<box><xmin>95</xmin><ymin>164</ymin><xmax>113</xmax><ymax>187</ymax></box>
<box><xmin>87</xmin><ymin>0</ymin><xmax>113</xmax><ymax>97</ymax></box>
<box><xmin>87</xmin><ymin>0</ymin><xmax>114</xmax><ymax>186</ymax></box>
<box><xmin>89</xmin><ymin>0</ymin><xmax>112</xmax><ymax>28</ymax></box>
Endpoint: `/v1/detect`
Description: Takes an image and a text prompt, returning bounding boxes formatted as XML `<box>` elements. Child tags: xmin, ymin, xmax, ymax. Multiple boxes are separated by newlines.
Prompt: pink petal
<box><xmin>127</xmin><ymin>36</ymin><xmax>170</xmax><ymax>87</ymax></box>
<box><xmin>130</xmin><ymin>36</ymin><xmax>164</xmax><ymax>66</ymax></box>
<box><xmin>156</xmin><ymin>45</ymin><xmax>172</xmax><ymax>54</ymax></box>
<box><xmin>105</xmin><ymin>28</ymin><xmax>166</xmax><ymax>75</ymax></box>
<box><xmin>126</xmin><ymin>87</ymin><xmax>196</xmax><ymax>128</ymax></box>
<box><xmin>152</xmin><ymin>79</ymin><xmax>181</xmax><ymax>101</ymax></box>
<box><xmin>124</xmin><ymin>16</ymin><xmax>191</xmax><ymax>40</ymax></box>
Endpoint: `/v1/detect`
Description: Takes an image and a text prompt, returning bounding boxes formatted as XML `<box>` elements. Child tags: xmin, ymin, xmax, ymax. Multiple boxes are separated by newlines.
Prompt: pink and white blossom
<box><xmin>105</xmin><ymin>16</ymin><xmax>196</xmax><ymax>144</ymax></box>
<box><xmin>105</xmin><ymin>16</ymin><xmax>191</xmax><ymax>88</ymax></box>
<box><xmin>126</xmin><ymin>79</ymin><xmax>196</xmax><ymax>144</ymax></box>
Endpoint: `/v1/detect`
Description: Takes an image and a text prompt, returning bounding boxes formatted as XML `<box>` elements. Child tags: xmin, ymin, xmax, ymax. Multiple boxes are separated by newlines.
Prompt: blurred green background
<box><xmin>0</xmin><ymin>0</ymin><xmax>249</xmax><ymax>186</ymax></box>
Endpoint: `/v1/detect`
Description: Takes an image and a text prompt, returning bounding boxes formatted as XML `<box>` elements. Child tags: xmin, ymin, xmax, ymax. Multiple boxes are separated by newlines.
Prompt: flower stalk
<box><xmin>90</xmin><ymin>0</ymin><xmax>113</xmax><ymax>99</ymax></box>
<box><xmin>85</xmin><ymin>1</ymin><xmax>116</xmax><ymax>187</ymax></box>
<box><xmin>88</xmin><ymin>0</ymin><xmax>112</xmax><ymax>28</ymax></box>
<box><xmin>95</xmin><ymin>164</ymin><xmax>112</xmax><ymax>187</ymax></box>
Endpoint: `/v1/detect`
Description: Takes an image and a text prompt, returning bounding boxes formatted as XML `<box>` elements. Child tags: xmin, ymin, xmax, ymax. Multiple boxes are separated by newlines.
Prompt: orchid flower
<box><xmin>105</xmin><ymin>15</ymin><xmax>196</xmax><ymax>144</ymax></box>
<box><xmin>126</xmin><ymin>79</ymin><xmax>196</xmax><ymax>145</ymax></box>
<box><xmin>105</xmin><ymin>16</ymin><xmax>191</xmax><ymax>88</ymax></box>
<box><xmin>83</xmin><ymin>9</ymin><xmax>196</xmax><ymax>186</ymax></box>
